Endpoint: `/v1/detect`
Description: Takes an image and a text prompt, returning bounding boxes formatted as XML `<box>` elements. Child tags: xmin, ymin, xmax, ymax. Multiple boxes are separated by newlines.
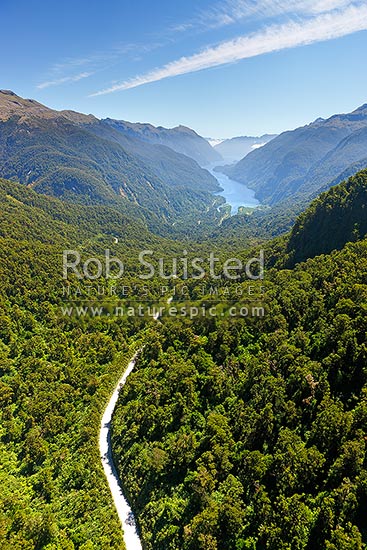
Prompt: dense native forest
<box><xmin>0</xmin><ymin>178</ymin><xmax>176</xmax><ymax>549</ymax></box>
<box><xmin>1</xmin><ymin>163</ymin><xmax>367</xmax><ymax>550</ymax></box>
<box><xmin>1</xmin><ymin>89</ymin><xmax>367</xmax><ymax>550</ymax></box>
<box><xmin>112</xmin><ymin>238</ymin><xmax>367</xmax><ymax>549</ymax></box>
<box><xmin>0</xmin><ymin>173</ymin><xmax>247</xmax><ymax>549</ymax></box>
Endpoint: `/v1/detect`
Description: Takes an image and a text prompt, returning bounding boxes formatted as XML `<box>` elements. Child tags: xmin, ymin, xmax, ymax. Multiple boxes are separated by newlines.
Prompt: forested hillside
<box><xmin>112</xmin><ymin>237</ymin><xmax>367</xmax><ymax>550</ymax></box>
<box><xmin>285</xmin><ymin>170</ymin><xmax>367</xmax><ymax>266</ymax></box>
<box><xmin>3</xmin><ymin>0</ymin><xmax>367</xmax><ymax>547</ymax></box>
<box><xmin>103</xmin><ymin>119</ymin><xmax>221</xmax><ymax>166</ymax></box>
<box><xmin>111</xmin><ymin>170</ymin><xmax>367</xmax><ymax>550</ymax></box>
<box><xmin>2</xmin><ymin>155</ymin><xmax>367</xmax><ymax>550</ymax></box>
<box><xmin>0</xmin><ymin>179</ymin><xmax>176</xmax><ymax>549</ymax></box>
<box><xmin>62</xmin><ymin>112</ymin><xmax>219</xmax><ymax>193</ymax></box>
<box><xmin>213</xmin><ymin>168</ymin><xmax>367</xmax><ymax>253</ymax></box>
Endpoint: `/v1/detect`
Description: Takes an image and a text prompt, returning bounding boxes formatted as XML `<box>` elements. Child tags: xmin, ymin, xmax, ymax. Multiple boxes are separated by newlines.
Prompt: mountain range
<box><xmin>103</xmin><ymin>118</ymin><xmax>221</xmax><ymax>166</ymax></box>
<box><xmin>213</xmin><ymin>134</ymin><xmax>277</xmax><ymax>162</ymax></box>
<box><xmin>0</xmin><ymin>90</ymin><xmax>220</xmax><ymax>224</ymax></box>
<box><xmin>3</xmin><ymin>90</ymin><xmax>367</xmax><ymax>245</ymax></box>
<box><xmin>223</xmin><ymin>103</ymin><xmax>367</xmax><ymax>204</ymax></box>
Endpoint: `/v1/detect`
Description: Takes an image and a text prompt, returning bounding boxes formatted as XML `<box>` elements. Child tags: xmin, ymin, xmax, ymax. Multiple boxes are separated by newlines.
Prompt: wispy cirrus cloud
<box><xmin>37</xmin><ymin>71</ymin><xmax>93</xmax><ymax>90</ymax></box>
<box><xmin>36</xmin><ymin>42</ymin><xmax>162</xmax><ymax>91</ymax></box>
<box><xmin>90</xmin><ymin>3</ymin><xmax>367</xmax><ymax>96</ymax></box>
<box><xmin>170</xmin><ymin>22</ymin><xmax>195</xmax><ymax>33</ymax></box>
<box><xmin>216</xmin><ymin>0</ymin><xmax>356</xmax><ymax>19</ymax></box>
<box><xmin>179</xmin><ymin>0</ymin><xmax>360</xmax><ymax>32</ymax></box>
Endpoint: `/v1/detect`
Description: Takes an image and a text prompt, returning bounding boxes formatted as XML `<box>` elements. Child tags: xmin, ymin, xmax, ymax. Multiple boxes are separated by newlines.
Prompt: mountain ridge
<box><xmin>214</xmin><ymin>134</ymin><xmax>277</xmax><ymax>162</ymax></box>
<box><xmin>0</xmin><ymin>91</ymin><xmax>221</xmax><ymax>224</ymax></box>
<box><xmin>103</xmin><ymin>118</ymin><xmax>221</xmax><ymax>166</ymax></box>
<box><xmin>224</xmin><ymin>102</ymin><xmax>367</xmax><ymax>204</ymax></box>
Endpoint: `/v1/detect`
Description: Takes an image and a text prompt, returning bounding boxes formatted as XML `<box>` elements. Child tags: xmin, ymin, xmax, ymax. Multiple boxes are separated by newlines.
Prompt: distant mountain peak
<box><xmin>172</xmin><ymin>125</ymin><xmax>198</xmax><ymax>135</ymax></box>
<box><xmin>0</xmin><ymin>90</ymin><xmax>221</xmax><ymax>219</ymax></box>
<box><xmin>0</xmin><ymin>90</ymin><xmax>99</xmax><ymax>126</ymax></box>
<box><xmin>214</xmin><ymin>134</ymin><xmax>277</xmax><ymax>162</ymax></box>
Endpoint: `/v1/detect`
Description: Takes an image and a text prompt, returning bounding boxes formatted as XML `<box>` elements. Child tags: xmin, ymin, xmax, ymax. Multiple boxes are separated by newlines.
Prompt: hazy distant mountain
<box><xmin>326</xmin><ymin>156</ymin><xmax>367</xmax><ymax>190</ymax></box>
<box><xmin>62</xmin><ymin>110</ymin><xmax>219</xmax><ymax>194</ymax></box>
<box><xmin>224</xmin><ymin>104</ymin><xmax>367</xmax><ymax>204</ymax></box>
<box><xmin>214</xmin><ymin>134</ymin><xmax>277</xmax><ymax>162</ymax></box>
<box><xmin>305</xmin><ymin>125</ymin><xmax>367</xmax><ymax>193</ymax></box>
<box><xmin>103</xmin><ymin>119</ymin><xmax>222</xmax><ymax>166</ymax></box>
<box><xmin>0</xmin><ymin>90</ymin><xmax>220</xmax><ymax>220</ymax></box>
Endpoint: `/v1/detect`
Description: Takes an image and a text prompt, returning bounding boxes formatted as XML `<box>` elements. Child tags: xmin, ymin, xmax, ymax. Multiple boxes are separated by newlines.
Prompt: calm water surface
<box><xmin>207</xmin><ymin>162</ymin><xmax>260</xmax><ymax>215</ymax></box>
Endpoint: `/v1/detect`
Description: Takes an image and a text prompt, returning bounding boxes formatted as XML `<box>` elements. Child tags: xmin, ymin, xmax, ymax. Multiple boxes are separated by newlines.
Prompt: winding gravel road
<box><xmin>99</xmin><ymin>302</ymin><xmax>171</xmax><ymax>549</ymax></box>
<box><xmin>99</xmin><ymin>353</ymin><xmax>143</xmax><ymax>550</ymax></box>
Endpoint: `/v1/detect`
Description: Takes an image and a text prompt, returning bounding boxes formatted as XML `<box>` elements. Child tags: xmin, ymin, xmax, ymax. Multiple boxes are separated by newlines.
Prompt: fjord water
<box><xmin>207</xmin><ymin>162</ymin><xmax>260</xmax><ymax>214</ymax></box>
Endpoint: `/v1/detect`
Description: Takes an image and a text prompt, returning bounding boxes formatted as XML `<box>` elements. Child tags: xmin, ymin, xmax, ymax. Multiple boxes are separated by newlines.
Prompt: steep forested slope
<box><xmin>103</xmin><ymin>119</ymin><xmax>221</xmax><ymax>166</ymax></box>
<box><xmin>285</xmin><ymin>170</ymin><xmax>367</xmax><ymax>266</ymax></box>
<box><xmin>111</xmin><ymin>172</ymin><xmax>367</xmax><ymax>550</ymax></box>
<box><xmin>112</xmin><ymin>237</ymin><xmax>367</xmax><ymax>550</ymax></box>
<box><xmin>3</xmin><ymin>151</ymin><xmax>367</xmax><ymax>550</ymax></box>
<box><xmin>62</xmin><ymin>111</ymin><xmax>219</xmax><ymax>193</ymax></box>
<box><xmin>212</xmin><ymin>164</ymin><xmax>367</xmax><ymax>252</ymax></box>
<box><xmin>306</xmin><ymin>126</ymin><xmax>367</xmax><ymax>192</ymax></box>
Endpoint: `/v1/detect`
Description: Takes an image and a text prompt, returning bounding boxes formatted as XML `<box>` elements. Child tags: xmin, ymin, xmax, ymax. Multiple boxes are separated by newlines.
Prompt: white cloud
<box><xmin>90</xmin><ymin>4</ymin><xmax>367</xmax><ymax>96</ymax></box>
<box><xmin>36</xmin><ymin>42</ymin><xmax>162</xmax><ymax>91</ymax></box>
<box><xmin>199</xmin><ymin>0</ymin><xmax>360</xmax><ymax>28</ymax></box>
<box><xmin>167</xmin><ymin>0</ymin><xmax>359</xmax><ymax>34</ymax></box>
<box><xmin>303</xmin><ymin>0</ymin><xmax>357</xmax><ymax>14</ymax></box>
<box><xmin>37</xmin><ymin>72</ymin><xmax>93</xmax><ymax>90</ymax></box>
<box><xmin>170</xmin><ymin>22</ymin><xmax>195</xmax><ymax>33</ymax></box>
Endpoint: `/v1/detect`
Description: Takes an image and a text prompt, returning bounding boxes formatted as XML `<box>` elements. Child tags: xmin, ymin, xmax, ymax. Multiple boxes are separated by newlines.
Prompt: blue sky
<box><xmin>1</xmin><ymin>0</ymin><xmax>367</xmax><ymax>137</ymax></box>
